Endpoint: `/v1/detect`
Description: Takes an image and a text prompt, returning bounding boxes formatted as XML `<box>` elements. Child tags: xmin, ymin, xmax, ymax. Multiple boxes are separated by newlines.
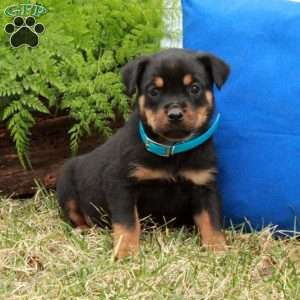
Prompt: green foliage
<box><xmin>0</xmin><ymin>0</ymin><xmax>164</xmax><ymax>168</ymax></box>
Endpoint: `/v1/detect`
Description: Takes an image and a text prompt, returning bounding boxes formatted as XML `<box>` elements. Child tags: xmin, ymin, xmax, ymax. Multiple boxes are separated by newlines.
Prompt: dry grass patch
<box><xmin>0</xmin><ymin>188</ymin><xmax>300</xmax><ymax>299</ymax></box>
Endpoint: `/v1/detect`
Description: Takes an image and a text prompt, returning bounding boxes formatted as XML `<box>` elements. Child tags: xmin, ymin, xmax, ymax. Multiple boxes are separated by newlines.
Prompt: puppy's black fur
<box><xmin>57</xmin><ymin>49</ymin><xmax>230</xmax><ymax>258</ymax></box>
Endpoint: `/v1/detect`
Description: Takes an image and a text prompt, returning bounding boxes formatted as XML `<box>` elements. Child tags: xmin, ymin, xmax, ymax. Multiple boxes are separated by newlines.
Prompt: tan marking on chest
<box><xmin>180</xmin><ymin>168</ymin><xmax>216</xmax><ymax>186</ymax></box>
<box><xmin>129</xmin><ymin>165</ymin><xmax>175</xmax><ymax>181</ymax></box>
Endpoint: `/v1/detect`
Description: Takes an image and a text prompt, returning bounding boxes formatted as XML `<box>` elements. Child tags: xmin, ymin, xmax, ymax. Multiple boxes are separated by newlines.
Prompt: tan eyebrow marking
<box><xmin>154</xmin><ymin>76</ymin><xmax>164</xmax><ymax>88</ymax></box>
<box><xmin>183</xmin><ymin>74</ymin><xmax>193</xmax><ymax>85</ymax></box>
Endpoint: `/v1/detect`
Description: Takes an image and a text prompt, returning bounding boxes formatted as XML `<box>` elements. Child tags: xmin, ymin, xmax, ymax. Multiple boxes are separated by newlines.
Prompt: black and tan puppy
<box><xmin>57</xmin><ymin>49</ymin><xmax>230</xmax><ymax>259</ymax></box>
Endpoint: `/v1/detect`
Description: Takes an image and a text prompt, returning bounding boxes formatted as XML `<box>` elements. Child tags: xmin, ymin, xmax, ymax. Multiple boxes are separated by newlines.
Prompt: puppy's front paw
<box><xmin>202</xmin><ymin>232</ymin><xmax>227</xmax><ymax>252</ymax></box>
<box><xmin>194</xmin><ymin>210</ymin><xmax>227</xmax><ymax>252</ymax></box>
<box><xmin>112</xmin><ymin>223</ymin><xmax>140</xmax><ymax>260</ymax></box>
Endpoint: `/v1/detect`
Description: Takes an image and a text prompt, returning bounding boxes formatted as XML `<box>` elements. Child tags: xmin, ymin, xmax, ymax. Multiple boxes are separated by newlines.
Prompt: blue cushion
<box><xmin>182</xmin><ymin>0</ymin><xmax>300</xmax><ymax>233</ymax></box>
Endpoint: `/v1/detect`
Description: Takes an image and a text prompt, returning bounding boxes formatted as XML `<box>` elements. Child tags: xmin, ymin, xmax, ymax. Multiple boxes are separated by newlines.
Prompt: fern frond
<box><xmin>0</xmin><ymin>0</ymin><xmax>165</xmax><ymax>166</ymax></box>
<box><xmin>21</xmin><ymin>96</ymin><xmax>49</xmax><ymax>114</ymax></box>
<box><xmin>6</xmin><ymin>110</ymin><xmax>34</xmax><ymax>169</ymax></box>
<box><xmin>69</xmin><ymin>123</ymin><xmax>84</xmax><ymax>155</ymax></box>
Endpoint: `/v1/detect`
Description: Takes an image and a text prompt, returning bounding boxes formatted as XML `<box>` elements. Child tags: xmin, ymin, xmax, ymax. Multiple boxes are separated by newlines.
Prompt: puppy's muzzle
<box><xmin>167</xmin><ymin>106</ymin><xmax>184</xmax><ymax>123</ymax></box>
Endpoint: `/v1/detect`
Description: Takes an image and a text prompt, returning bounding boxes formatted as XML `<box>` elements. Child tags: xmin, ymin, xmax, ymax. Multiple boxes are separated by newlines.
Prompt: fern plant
<box><xmin>0</xmin><ymin>0</ymin><xmax>165</xmax><ymax>168</ymax></box>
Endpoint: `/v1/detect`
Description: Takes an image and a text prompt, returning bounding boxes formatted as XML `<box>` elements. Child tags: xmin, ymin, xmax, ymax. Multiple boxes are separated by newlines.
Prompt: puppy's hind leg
<box><xmin>56</xmin><ymin>160</ymin><xmax>89</xmax><ymax>229</ymax></box>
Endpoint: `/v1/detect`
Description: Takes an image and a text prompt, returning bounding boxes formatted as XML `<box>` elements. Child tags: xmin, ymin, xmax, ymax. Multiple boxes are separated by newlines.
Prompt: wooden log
<box><xmin>0</xmin><ymin>116</ymin><xmax>113</xmax><ymax>197</ymax></box>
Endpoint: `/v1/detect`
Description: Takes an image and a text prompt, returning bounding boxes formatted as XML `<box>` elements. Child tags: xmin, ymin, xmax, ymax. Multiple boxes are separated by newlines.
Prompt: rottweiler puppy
<box><xmin>57</xmin><ymin>49</ymin><xmax>230</xmax><ymax>259</ymax></box>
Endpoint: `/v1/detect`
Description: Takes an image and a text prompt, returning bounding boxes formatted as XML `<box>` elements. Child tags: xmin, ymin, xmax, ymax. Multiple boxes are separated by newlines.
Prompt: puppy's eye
<box><xmin>189</xmin><ymin>84</ymin><xmax>201</xmax><ymax>95</ymax></box>
<box><xmin>148</xmin><ymin>88</ymin><xmax>160</xmax><ymax>97</ymax></box>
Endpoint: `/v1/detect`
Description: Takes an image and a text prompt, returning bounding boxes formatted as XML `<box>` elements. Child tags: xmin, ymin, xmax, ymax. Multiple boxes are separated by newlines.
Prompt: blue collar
<box><xmin>139</xmin><ymin>113</ymin><xmax>221</xmax><ymax>157</ymax></box>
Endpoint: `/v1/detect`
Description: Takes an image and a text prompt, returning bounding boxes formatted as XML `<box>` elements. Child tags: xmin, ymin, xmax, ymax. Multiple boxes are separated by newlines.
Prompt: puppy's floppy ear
<box><xmin>121</xmin><ymin>56</ymin><xmax>149</xmax><ymax>97</ymax></box>
<box><xmin>197</xmin><ymin>53</ymin><xmax>230</xmax><ymax>89</ymax></box>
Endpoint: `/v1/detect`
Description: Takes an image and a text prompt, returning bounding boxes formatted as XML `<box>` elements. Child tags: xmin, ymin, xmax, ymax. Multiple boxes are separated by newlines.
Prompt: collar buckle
<box><xmin>145</xmin><ymin>138</ymin><xmax>174</xmax><ymax>157</ymax></box>
<box><xmin>162</xmin><ymin>145</ymin><xmax>172</xmax><ymax>157</ymax></box>
<box><xmin>163</xmin><ymin>145</ymin><xmax>174</xmax><ymax>157</ymax></box>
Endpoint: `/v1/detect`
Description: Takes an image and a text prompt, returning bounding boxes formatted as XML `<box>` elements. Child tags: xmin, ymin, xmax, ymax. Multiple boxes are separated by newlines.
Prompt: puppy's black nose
<box><xmin>168</xmin><ymin>108</ymin><xmax>183</xmax><ymax>122</ymax></box>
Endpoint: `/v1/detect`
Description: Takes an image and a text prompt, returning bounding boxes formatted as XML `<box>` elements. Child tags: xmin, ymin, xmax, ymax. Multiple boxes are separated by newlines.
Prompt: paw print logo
<box><xmin>4</xmin><ymin>16</ymin><xmax>45</xmax><ymax>48</ymax></box>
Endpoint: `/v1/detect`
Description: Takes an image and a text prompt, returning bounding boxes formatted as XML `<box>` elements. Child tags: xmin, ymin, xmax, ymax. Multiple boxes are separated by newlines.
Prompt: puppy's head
<box><xmin>122</xmin><ymin>49</ymin><xmax>230</xmax><ymax>141</ymax></box>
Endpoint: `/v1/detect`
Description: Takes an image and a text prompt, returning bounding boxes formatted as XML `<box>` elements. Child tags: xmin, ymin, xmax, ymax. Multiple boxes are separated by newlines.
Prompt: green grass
<box><xmin>1</xmin><ymin>188</ymin><xmax>300</xmax><ymax>299</ymax></box>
